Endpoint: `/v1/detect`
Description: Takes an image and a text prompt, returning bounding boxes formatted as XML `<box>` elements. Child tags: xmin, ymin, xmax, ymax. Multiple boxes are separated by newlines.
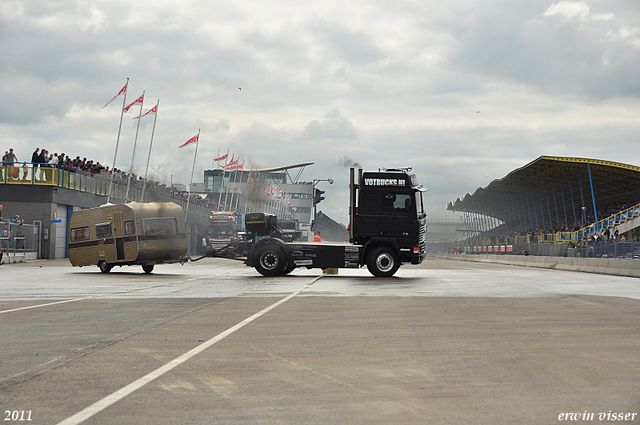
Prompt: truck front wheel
<box><xmin>367</xmin><ymin>246</ymin><xmax>400</xmax><ymax>277</ymax></box>
<box><xmin>254</xmin><ymin>244</ymin><xmax>288</xmax><ymax>277</ymax></box>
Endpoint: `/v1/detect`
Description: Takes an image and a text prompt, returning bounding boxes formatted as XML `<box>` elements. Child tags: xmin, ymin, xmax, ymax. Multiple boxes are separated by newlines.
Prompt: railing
<box><xmin>0</xmin><ymin>163</ymin><xmax>212</xmax><ymax>217</ymax></box>
<box><xmin>576</xmin><ymin>204</ymin><xmax>640</xmax><ymax>240</ymax></box>
<box><xmin>0</xmin><ymin>163</ymin><xmax>296</xmax><ymax>220</ymax></box>
<box><xmin>460</xmin><ymin>241</ymin><xmax>640</xmax><ymax>259</ymax></box>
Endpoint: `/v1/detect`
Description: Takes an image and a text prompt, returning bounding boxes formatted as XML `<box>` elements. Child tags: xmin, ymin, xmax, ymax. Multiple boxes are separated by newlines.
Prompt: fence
<box><xmin>0</xmin><ymin>163</ymin><xmax>213</xmax><ymax>218</ymax></box>
<box><xmin>459</xmin><ymin>240</ymin><xmax>640</xmax><ymax>259</ymax></box>
<box><xmin>0</xmin><ymin>221</ymin><xmax>39</xmax><ymax>263</ymax></box>
<box><xmin>0</xmin><ymin>163</ymin><xmax>295</xmax><ymax>221</ymax></box>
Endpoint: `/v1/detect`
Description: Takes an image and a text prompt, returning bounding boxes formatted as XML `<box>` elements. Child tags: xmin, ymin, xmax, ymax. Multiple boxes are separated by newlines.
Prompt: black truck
<box><xmin>228</xmin><ymin>167</ymin><xmax>427</xmax><ymax>277</ymax></box>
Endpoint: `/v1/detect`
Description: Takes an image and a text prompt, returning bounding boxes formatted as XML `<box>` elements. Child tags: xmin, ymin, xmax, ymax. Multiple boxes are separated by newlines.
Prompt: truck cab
<box><xmin>207</xmin><ymin>211</ymin><xmax>239</xmax><ymax>251</ymax></box>
<box><xmin>351</xmin><ymin>167</ymin><xmax>427</xmax><ymax>268</ymax></box>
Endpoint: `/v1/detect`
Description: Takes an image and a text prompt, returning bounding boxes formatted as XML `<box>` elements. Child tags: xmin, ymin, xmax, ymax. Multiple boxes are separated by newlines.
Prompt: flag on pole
<box><xmin>103</xmin><ymin>83</ymin><xmax>128</xmax><ymax>108</ymax></box>
<box><xmin>225</xmin><ymin>159</ymin><xmax>239</xmax><ymax>169</ymax></box>
<box><xmin>124</xmin><ymin>94</ymin><xmax>144</xmax><ymax>112</ymax></box>
<box><xmin>133</xmin><ymin>104</ymin><xmax>157</xmax><ymax>119</ymax></box>
<box><xmin>213</xmin><ymin>153</ymin><xmax>229</xmax><ymax>162</ymax></box>
<box><xmin>179</xmin><ymin>134</ymin><xmax>199</xmax><ymax>148</ymax></box>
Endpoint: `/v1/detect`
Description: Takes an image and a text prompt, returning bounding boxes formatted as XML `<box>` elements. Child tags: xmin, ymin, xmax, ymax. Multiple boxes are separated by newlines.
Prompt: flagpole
<box><xmin>230</xmin><ymin>158</ymin><xmax>239</xmax><ymax>211</ymax></box>
<box><xmin>234</xmin><ymin>162</ymin><xmax>244</xmax><ymax>212</ymax></box>
<box><xmin>223</xmin><ymin>155</ymin><xmax>234</xmax><ymax>209</ymax></box>
<box><xmin>125</xmin><ymin>90</ymin><xmax>145</xmax><ymax>202</ymax></box>
<box><xmin>218</xmin><ymin>151</ymin><xmax>229</xmax><ymax>211</ymax></box>
<box><xmin>185</xmin><ymin>129</ymin><xmax>201</xmax><ymax>221</ymax></box>
<box><xmin>141</xmin><ymin>99</ymin><xmax>159</xmax><ymax>202</ymax></box>
<box><xmin>107</xmin><ymin>77</ymin><xmax>129</xmax><ymax>204</ymax></box>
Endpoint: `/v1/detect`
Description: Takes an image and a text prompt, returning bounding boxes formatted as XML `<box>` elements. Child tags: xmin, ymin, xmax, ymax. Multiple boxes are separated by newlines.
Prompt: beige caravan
<box><xmin>69</xmin><ymin>202</ymin><xmax>187</xmax><ymax>273</ymax></box>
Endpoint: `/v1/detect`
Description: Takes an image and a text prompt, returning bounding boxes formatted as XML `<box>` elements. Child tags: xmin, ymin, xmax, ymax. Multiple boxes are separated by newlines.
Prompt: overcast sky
<box><xmin>1</xmin><ymin>0</ymin><xmax>639</xmax><ymax>223</ymax></box>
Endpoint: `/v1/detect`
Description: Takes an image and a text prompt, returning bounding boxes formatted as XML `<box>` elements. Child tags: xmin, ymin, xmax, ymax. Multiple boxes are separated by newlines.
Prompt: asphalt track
<box><xmin>0</xmin><ymin>257</ymin><xmax>638</xmax><ymax>424</ymax></box>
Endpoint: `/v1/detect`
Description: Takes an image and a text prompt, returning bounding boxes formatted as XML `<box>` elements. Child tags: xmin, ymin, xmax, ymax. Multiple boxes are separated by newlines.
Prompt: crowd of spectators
<box><xmin>465</xmin><ymin>199</ymin><xmax>640</xmax><ymax>246</ymax></box>
<box><xmin>1</xmin><ymin>146</ymin><xmax>260</xmax><ymax>214</ymax></box>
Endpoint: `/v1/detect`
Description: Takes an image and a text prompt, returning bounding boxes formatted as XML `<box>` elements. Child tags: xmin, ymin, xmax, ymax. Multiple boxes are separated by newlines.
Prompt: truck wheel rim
<box><xmin>376</xmin><ymin>253</ymin><xmax>394</xmax><ymax>272</ymax></box>
<box><xmin>260</xmin><ymin>251</ymin><xmax>279</xmax><ymax>270</ymax></box>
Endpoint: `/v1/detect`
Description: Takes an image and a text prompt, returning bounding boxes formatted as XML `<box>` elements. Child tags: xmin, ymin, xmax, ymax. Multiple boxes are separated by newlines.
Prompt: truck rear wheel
<box><xmin>366</xmin><ymin>246</ymin><xmax>400</xmax><ymax>277</ymax></box>
<box><xmin>254</xmin><ymin>244</ymin><xmax>288</xmax><ymax>277</ymax></box>
<box><xmin>142</xmin><ymin>264</ymin><xmax>154</xmax><ymax>274</ymax></box>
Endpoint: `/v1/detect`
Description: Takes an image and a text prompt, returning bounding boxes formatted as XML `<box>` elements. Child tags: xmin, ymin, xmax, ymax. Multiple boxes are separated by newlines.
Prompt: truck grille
<box><xmin>419</xmin><ymin>220</ymin><xmax>427</xmax><ymax>253</ymax></box>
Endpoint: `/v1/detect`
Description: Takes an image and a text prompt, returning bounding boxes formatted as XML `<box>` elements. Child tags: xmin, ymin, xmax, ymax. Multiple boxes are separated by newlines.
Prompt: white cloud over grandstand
<box><xmin>0</xmin><ymin>0</ymin><xmax>639</xmax><ymax>223</ymax></box>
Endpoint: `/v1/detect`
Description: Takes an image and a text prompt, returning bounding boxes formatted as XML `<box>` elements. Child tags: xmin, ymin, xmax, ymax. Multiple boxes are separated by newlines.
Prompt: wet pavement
<box><xmin>1</xmin><ymin>258</ymin><xmax>638</xmax><ymax>424</ymax></box>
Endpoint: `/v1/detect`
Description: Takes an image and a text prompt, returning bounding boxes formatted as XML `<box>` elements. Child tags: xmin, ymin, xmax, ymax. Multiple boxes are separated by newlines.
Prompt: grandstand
<box><xmin>446</xmin><ymin>156</ymin><xmax>640</xmax><ymax>258</ymax></box>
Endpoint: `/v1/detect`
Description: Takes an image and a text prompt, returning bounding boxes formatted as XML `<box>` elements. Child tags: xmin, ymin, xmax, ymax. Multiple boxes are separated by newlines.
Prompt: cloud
<box><xmin>303</xmin><ymin>110</ymin><xmax>358</xmax><ymax>140</ymax></box>
<box><xmin>541</xmin><ymin>1</ymin><xmax>613</xmax><ymax>24</ymax></box>
<box><xmin>607</xmin><ymin>25</ymin><xmax>640</xmax><ymax>50</ymax></box>
<box><xmin>0</xmin><ymin>0</ymin><xmax>639</xmax><ymax>223</ymax></box>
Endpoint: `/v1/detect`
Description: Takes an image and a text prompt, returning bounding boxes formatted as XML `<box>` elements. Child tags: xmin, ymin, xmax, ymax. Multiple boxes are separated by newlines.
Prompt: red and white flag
<box><xmin>133</xmin><ymin>104</ymin><xmax>157</xmax><ymax>119</ymax></box>
<box><xmin>179</xmin><ymin>134</ymin><xmax>199</xmax><ymax>148</ymax></box>
<box><xmin>102</xmin><ymin>83</ymin><xmax>128</xmax><ymax>108</ymax></box>
<box><xmin>225</xmin><ymin>159</ymin><xmax>239</xmax><ymax>169</ymax></box>
<box><xmin>124</xmin><ymin>94</ymin><xmax>144</xmax><ymax>113</ymax></box>
<box><xmin>214</xmin><ymin>153</ymin><xmax>228</xmax><ymax>162</ymax></box>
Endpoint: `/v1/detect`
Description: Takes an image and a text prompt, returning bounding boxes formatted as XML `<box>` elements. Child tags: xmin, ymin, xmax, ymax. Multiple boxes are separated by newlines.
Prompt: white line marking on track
<box><xmin>0</xmin><ymin>275</ymin><xmax>212</xmax><ymax>314</ymax></box>
<box><xmin>55</xmin><ymin>277</ymin><xmax>321</xmax><ymax>425</ymax></box>
<box><xmin>0</xmin><ymin>297</ymin><xmax>95</xmax><ymax>314</ymax></box>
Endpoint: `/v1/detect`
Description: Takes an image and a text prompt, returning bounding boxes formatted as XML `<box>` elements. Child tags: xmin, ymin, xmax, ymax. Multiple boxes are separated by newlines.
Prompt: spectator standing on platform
<box><xmin>38</xmin><ymin>149</ymin><xmax>49</xmax><ymax>180</ymax></box>
<box><xmin>3</xmin><ymin>149</ymin><xmax>18</xmax><ymax>180</ymax></box>
<box><xmin>314</xmin><ymin>231</ymin><xmax>322</xmax><ymax>242</ymax></box>
<box><xmin>4</xmin><ymin>149</ymin><xmax>17</xmax><ymax>164</ymax></box>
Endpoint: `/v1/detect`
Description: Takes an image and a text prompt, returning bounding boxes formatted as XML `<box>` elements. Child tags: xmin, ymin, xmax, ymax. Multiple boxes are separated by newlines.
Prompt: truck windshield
<box><xmin>207</xmin><ymin>225</ymin><xmax>236</xmax><ymax>236</ymax></box>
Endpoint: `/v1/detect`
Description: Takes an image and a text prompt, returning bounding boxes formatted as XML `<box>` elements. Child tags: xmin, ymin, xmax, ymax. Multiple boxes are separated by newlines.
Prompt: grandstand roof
<box><xmin>447</xmin><ymin>156</ymin><xmax>640</xmax><ymax>224</ymax></box>
<box><xmin>240</xmin><ymin>162</ymin><xmax>314</xmax><ymax>173</ymax></box>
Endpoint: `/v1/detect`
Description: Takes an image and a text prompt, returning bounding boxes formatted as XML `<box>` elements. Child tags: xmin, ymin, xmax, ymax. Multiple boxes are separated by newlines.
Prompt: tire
<box><xmin>142</xmin><ymin>264</ymin><xmax>154</xmax><ymax>274</ymax></box>
<box><xmin>366</xmin><ymin>246</ymin><xmax>400</xmax><ymax>277</ymax></box>
<box><xmin>98</xmin><ymin>261</ymin><xmax>112</xmax><ymax>274</ymax></box>
<box><xmin>254</xmin><ymin>243</ymin><xmax>288</xmax><ymax>277</ymax></box>
<box><xmin>283</xmin><ymin>263</ymin><xmax>296</xmax><ymax>275</ymax></box>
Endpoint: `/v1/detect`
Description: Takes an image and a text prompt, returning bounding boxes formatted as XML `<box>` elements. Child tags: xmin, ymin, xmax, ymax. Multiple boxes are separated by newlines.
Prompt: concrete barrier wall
<box><xmin>437</xmin><ymin>254</ymin><xmax>640</xmax><ymax>278</ymax></box>
<box><xmin>0</xmin><ymin>252</ymin><xmax>37</xmax><ymax>264</ymax></box>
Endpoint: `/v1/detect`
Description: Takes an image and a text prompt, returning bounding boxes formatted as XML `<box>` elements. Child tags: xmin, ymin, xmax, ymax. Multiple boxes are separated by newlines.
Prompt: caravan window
<box><xmin>70</xmin><ymin>227</ymin><xmax>89</xmax><ymax>242</ymax></box>
<box><xmin>142</xmin><ymin>218</ymin><xmax>177</xmax><ymax>236</ymax></box>
<box><xmin>124</xmin><ymin>220</ymin><xmax>136</xmax><ymax>236</ymax></box>
<box><xmin>95</xmin><ymin>223</ymin><xmax>112</xmax><ymax>238</ymax></box>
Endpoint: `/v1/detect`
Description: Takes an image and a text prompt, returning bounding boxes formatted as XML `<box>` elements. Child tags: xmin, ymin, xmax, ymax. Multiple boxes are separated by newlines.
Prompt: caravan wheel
<box><xmin>98</xmin><ymin>261</ymin><xmax>113</xmax><ymax>274</ymax></box>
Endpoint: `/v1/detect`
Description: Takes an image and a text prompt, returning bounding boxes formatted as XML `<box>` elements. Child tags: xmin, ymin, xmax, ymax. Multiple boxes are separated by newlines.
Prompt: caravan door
<box><xmin>113</xmin><ymin>211</ymin><xmax>125</xmax><ymax>261</ymax></box>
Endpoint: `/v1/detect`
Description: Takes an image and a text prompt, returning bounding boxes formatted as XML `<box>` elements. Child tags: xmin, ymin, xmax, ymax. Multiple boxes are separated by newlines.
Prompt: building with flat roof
<box><xmin>200</xmin><ymin>163</ymin><xmax>315</xmax><ymax>226</ymax></box>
